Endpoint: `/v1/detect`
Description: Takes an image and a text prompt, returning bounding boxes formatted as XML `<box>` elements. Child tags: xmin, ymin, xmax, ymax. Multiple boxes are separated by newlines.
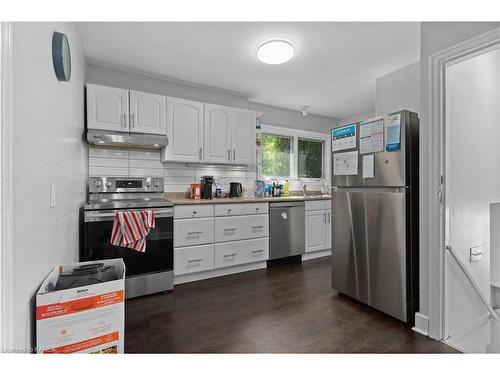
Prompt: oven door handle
<box><xmin>85</xmin><ymin>208</ymin><xmax>174</xmax><ymax>222</ymax></box>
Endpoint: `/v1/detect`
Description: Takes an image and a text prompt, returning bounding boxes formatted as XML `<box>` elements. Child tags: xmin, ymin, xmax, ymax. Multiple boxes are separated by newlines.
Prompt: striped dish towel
<box><xmin>110</xmin><ymin>211</ymin><xmax>155</xmax><ymax>252</ymax></box>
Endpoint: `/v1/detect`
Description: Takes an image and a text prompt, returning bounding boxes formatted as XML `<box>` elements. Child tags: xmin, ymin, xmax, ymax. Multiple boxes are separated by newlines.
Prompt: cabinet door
<box><xmin>87</xmin><ymin>84</ymin><xmax>128</xmax><ymax>132</ymax></box>
<box><xmin>305</xmin><ymin>210</ymin><xmax>327</xmax><ymax>253</ymax></box>
<box><xmin>204</xmin><ymin>104</ymin><xmax>231</xmax><ymax>163</ymax></box>
<box><xmin>129</xmin><ymin>90</ymin><xmax>166</xmax><ymax>135</ymax></box>
<box><xmin>165</xmin><ymin>97</ymin><xmax>204</xmax><ymax>162</ymax></box>
<box><xmin>325</xmin><ymin>210</ymin><xmax>332</xmax><ymax>249</ymax></box>
<box><xmin>231</xmin><ymin>108</ymin><xmax>256</xmax><ymax>164</ymax></box>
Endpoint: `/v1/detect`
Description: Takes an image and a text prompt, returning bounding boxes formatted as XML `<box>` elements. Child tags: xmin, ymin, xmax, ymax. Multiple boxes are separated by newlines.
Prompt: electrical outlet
<box><xmin>50</xmin><ymin>182</ymin><xmax>56</xmax><ymax>208</ymax></box>
<box><xmin>470</xmin><ymin>246</ymin><xmax>483</xmax><ymax>262</ymax></box>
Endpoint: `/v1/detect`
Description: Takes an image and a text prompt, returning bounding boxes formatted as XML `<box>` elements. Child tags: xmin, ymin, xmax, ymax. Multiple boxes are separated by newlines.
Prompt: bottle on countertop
<box><xmin>284</xmin><ymin>179</ymin><xmax>289</xmax><ymax>197</ymax></box>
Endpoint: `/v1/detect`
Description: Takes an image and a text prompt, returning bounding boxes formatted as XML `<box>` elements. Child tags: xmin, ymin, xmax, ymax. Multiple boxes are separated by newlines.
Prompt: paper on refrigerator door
<box><xmin>362</xmin><ymin>154</ymin><xmax>375</xmax><ymax>178</ymax></box>
<box><xmin>331</xmin><ymin>124</ymin><xmax>357</xmax><ymax>152</ymax></box>
<box><xmin>333</xmin><ymin>150</ymin><xmax>358</xmax><ymax>176</ymax></box>
<box><xmin>359</xmin><ymin>117</ymin><xmax>384</xmax><ymax>154</ymax></box>
<box><xmin>385</xmin><ymin>113</ymin><xmax>401</xmax><ymax>152</ymax></box>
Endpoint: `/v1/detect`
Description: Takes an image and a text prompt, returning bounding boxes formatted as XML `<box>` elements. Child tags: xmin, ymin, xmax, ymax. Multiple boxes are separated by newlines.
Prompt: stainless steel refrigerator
<box><xmin>330</xmin><ymin>110</ymin><xmax>419</xmax><ymax>324</ymax></box>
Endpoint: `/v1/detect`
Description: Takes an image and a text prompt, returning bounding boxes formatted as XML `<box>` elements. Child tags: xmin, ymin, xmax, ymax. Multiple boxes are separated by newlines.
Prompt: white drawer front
<box><xmin>305</xmin><ymin>200</ymin><xmax>329</xmax><ymax>211</ymax></box>
<box><xmin>243</xmin><ymin>203</ymin><xmax>268</xmax><ymax>215</ymax></box>
<box><xmin>214</xmin><ymin>204</ymin><xmax>244</xmax><ymax>217</ymax></box>
<box><xmin>174</xmin><ymin>244</ymin><xmax>214</xmax><ymax>275</ymax></box>
<box><xmin>214</xmin><ymin>238</ymin><xmax>269</xmax><ymax>269</ymax></box>
<box><xmin>214</xmin><ymin>214</ymin><xmax>269</xmax><ymax>242</ymax></box>
<box><xmin>175</xmin><ymin>204</ymin><xmax>213</xmax><ymax>219</ymax></box>
<box><xmin>174</xmin><ymin>218</ymin><xmax>213</xmax><ymax>247</ymax></box>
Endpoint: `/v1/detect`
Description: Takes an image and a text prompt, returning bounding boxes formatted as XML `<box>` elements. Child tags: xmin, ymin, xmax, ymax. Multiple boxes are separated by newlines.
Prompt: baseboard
<box><xmin>302</xmin><ymin>249</ymin><xmax>331</xmax><ymax>261</ymax></box>
<box><xmin>174</xmin><ymin>261</ymin><xmax>267</xmax><ymax>285</ymax></box>
<box><xmin>413</xmin><ymin>312</ymin><xmax>430</xmax><ymax>336</ymax></box>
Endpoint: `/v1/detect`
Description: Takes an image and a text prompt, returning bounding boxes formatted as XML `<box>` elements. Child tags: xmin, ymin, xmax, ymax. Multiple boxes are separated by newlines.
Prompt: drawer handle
<box><xmin>252</xmin><ymin>225</ymin><xmax>264</xmax><ymax>229</ymax></box>
<box><xmin>193</xmin><ymin>211</ymin><xmax>197</xmax><ymax>214</ymax></box>
<box><xmin>188</xmin><ymin>258</ymin><xmax>203</xmax><ymax>263</ymax></box>
<box><xmin>187</xmin><ymin>231</ymin><xmax>202</xmax><ymax>235</ymax></box>
<box><xmin>252</xmin><ymin>249</ymin><xmax>264</xmax><ymax>253</ymax></box>
<box><xmin>227</xmin><ymin>209</ymin><xmax>232</xmax><ymax>212</ymax></box>
<box><xmin>224</xmin><ymin>253</ymin><xmax>237</xmax><ymax>258</ymax></box>
<box><xmin>223</xmin><ymin>228</ymin><xmax>236</xmax><ymax>232</ymax></box>
<box><xmin>255</xmin><ymin>208</ymin><xmax>259</xmax><ymax>211</ymax></box>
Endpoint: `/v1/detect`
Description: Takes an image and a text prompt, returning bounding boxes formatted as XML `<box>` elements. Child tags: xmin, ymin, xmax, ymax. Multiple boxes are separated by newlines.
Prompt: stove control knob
<box><xmin>145</xmin><ymin>181</ymin><xmax>151</xmax><ymax>188</ymax></box>
<box><xmin>105</xmin><ymin>181</ymin><xmax>112</xmax><ymax>188</ymax></box>
<box><xmin>94</xmin><ymin>180</ymin><xmax>102</xmax><ymax>188</ymax></box>
<box><xmin>155</xmin><ymin>181</ymin><xmax>161</xmax><ymax>188</ymax></box>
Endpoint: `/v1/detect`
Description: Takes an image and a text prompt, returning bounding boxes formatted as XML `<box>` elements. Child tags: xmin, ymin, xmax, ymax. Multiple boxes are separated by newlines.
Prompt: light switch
<box><xmin>50</xmin><ymin>182</ymin><xmax>56</xmax><ymax>208</ymax></box>
<box><xmin>470</xmin><ymin>246</ymin><xmax>483</xmax><ymax>262</ymax></box>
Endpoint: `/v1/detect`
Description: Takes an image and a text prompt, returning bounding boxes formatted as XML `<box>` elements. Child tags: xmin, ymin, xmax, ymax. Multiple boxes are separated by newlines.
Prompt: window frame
<box><xmin>297</xmin><ymin>137</ymin><xmax>324</xmax><ymax>179</ymax></box>
<box><xmin>260</xmin><ymin>132</ymin><xmax>294</xmax><ymax>179</ymax></box>
<box><xmin>260</xmin><ymin>124</ymin><xmax>331</xmax><ymax>182</ymax></box>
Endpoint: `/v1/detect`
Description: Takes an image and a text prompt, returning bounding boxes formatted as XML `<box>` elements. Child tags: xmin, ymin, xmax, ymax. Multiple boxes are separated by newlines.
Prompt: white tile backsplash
<box><xmin>88</xmin><ymin>147</ymin><xmax>256</xmax><ymax>193</ymax></box>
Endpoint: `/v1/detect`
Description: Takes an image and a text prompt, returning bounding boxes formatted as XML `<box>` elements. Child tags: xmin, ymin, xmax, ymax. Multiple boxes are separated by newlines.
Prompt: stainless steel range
<box><xmin>81</xmin><ymin>177</ymin><xmax>174</xmax><ymax>299</ymax></box>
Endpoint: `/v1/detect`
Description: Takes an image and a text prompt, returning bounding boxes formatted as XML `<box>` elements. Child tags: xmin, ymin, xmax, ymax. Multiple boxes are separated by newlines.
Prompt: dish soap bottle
<box><xmin>284</xmin><ymin>179</ymin><xmax>289</xmax><ymax>196</ymax></box>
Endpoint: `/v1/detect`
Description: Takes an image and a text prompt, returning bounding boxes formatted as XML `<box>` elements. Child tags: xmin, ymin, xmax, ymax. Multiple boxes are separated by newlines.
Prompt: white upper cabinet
<box><xmin>87</xmin><ymin>84</ymin><xmax>129</xmax><ymax>132</ymax></box>
<box><xmin>203</xmin><ymin>104</ymin><xmax>231</xmax><ymax>164</ymax></box>
<box><xmin>129</xmin><ymin>90</ymin><xmax>166</xmax><ymax>135</ymax></box>
<box><xmin>231</xmin><ymin>108</ymin><xmax>256</xmax><ymax>164</ymax></box>
<box><xmin>164</xmin><ymin>97</ymin><xmax>204</xmax><ymax>163</ymax></box>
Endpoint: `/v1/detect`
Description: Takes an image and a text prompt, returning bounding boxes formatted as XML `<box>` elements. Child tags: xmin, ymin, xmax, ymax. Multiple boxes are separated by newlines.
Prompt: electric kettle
<box><xmin>229</xmin><ymin>182</ymin><xmax>243</xmax><ymax>197</ymax></box>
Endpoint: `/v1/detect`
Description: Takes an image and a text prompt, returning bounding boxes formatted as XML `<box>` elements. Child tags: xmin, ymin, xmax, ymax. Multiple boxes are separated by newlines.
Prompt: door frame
<box><xmin>426</xmin><ymin>26</ymin><xmax>500</xmax><ymax>340</ymax></box>
<box><xmin>0</xmin><ymin>21</ymin><xmax>14</xmax><ymax>350</ymax></box>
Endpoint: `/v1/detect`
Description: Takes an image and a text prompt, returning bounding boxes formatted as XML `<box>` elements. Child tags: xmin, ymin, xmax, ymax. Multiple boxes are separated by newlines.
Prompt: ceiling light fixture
<box><xmin>257</xmin><ymin>39</ymin><xmax>294</xmax><ymax>65</ymax></box>
<box><xmin>301</xmin><ymin>106</ymin><xmax>310</xmax><ymax>117</ymax></box>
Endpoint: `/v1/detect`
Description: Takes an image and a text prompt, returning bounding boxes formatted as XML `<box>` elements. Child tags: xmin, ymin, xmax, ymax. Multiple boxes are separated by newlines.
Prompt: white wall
<box><xmin>86</xmin><ymin>61</ymin><xmax>339</xmax><ymax>134</ymax></box>
<box><xmin>10</xmin><ymin>23</ymin><xmax>87</xmax><ymax>349</ymax></box>
<box><xmin>376</xmin><ymin>61</ymin><xmax>420</xmax><ymax>115</ymax></box>
<box><xmin>418</xmin><ymin>22</ymin><xmax>500</xmax><ymax>336</ymax></box>
<box><xmin>444</xmin><ymin>49</ymin><xmax>500</xmax><ymax>351</ymax></box>
<box><xmin>337</xmin><ymin>109</ymin><xmax>375</xmax><ymax>126</ymax></box>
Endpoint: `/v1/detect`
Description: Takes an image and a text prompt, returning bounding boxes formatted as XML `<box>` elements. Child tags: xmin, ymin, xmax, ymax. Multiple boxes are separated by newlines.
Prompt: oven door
<box><xmin>82</xmin><ymin>207</ymin><xmax>173</xmax><ymax>277</ymax></box>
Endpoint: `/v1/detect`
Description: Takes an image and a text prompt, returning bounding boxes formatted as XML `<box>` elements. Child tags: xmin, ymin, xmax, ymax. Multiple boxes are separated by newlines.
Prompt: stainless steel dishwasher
<box><xmin>269</xmin><ymin>201</ymin><xmax>305</xmax><ymax>260</ymax></box>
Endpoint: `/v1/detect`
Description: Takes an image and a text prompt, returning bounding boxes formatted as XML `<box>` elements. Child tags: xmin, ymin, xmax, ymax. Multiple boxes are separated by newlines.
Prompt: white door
<box><xmin>443</xmin><ymin>48</ymin><xmax>500</xmax><ymax>352</ymax></box>
<box><xmin>204</xmin><ymin>104</ymin><xmax>231</xmax><ymax>163</ymax></box>
<box><xmin>87</xmin><ymin>84</ymin><xmax>129</xmax><ymax>132</ymax></box>
<box><xmin>325</xmin><ymin>209</ymin><xmax>332</xmax><ymax>249</ymax></box>
<box><xmin>231</xmin><ymin>108</ymin><xmax>256</xmax><ymax>165</ymax></box>
<box><xmin>305</xmin><ymin>210</ymin><xmax>326</xmax><ymax>253</ymax></box>
<box><xmin>129</xmin><ymin>90</ymin><xmax>166</xmax><ymax>135</ymax></box>
<box><xmin>164</xmin><ymin>97</ymin><xmax>204</xmax><ymax>162</ymax></box>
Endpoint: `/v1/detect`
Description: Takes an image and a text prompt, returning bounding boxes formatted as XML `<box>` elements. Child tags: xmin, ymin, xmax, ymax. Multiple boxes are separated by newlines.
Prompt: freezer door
<box><xmin>331</xmin><ymin>189</ymin><xmax>408</xmax><ymax>321</ymax></box>
<box><xmin>331</xmin><ymin>110</ymin><xmax>419</xmax><ymax>188</ymax></box>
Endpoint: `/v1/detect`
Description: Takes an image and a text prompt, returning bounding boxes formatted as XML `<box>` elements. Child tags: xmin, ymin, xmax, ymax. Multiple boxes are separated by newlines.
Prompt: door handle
<box><xmin>223</xmin><ymin>228</ymin><xmax>237</xmax><ymax>232</ymax></box>
<box><xmin>223</xmin><ymin>253</ymin><xmax>237</xmax><ymax>258</ymax></box>
<box><xmin>188</xmin><ymin>258</ymin><xmax>203</xmax><ymax>263</ymax></box>
<box><xmin>233</xmin><ymin>149</ymin><xmax>236</xmax><ymax>161</ymax></box>
<box><xmin>199</xmin><ymin>148</ymin><xmax>202</xmax><ymax>161</ymax></box>
<box><xmin>122</xmin><ymin>113</ymin><xmax>127</xmax><ymax>128</ymax></box>
<box><xmin>130</xmin><ymin>113</ymin><xmax>135</xmax><ymax>128</ymax></box>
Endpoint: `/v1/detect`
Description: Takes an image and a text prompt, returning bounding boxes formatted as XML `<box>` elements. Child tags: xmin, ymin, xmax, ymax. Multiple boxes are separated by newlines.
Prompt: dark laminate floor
<box><xmin>125</xmin><ymin>257</ymin><xmax>458</xmax><ymax>353</ymax></box>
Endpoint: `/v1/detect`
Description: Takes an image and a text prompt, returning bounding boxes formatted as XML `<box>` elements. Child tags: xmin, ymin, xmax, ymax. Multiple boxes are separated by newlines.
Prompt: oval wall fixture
<box><xmin>257</xmin><ymin>39</ymin><xmax>294</xmax><ymax>65</ymax></box>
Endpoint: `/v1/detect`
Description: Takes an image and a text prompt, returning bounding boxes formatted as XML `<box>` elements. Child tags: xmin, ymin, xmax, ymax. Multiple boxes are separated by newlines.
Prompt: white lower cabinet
<box><xmin>174</xmin><ymin>217</ymin><xmax>213</xmax><ymax>247</ymax></box>
<box><xmin>174</xmin><ymin>203</ymin><xmax>270</xmax><ymax>282</ymax></box>
<box><xmin>214</xmin><ymin>214</ymin><xmax>269</xmax><ymax>242</ymax></box>
<box><xmin>305</xmin><ymin>200</ymin><xmax>332</xmax><ymax>253</ymax></box>
<box><xmin>174</xmin><ymin>244</ymin><xmax>214</xmax><ymax>275</ymax></box>
<box><xmin>214</xmin><ymin>238</ymin><xmax>269</xmax><ymax>269</ymax></box>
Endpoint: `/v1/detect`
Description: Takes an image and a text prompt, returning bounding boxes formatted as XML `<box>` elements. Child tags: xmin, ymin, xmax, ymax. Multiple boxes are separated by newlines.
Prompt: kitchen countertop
<box><xmin>167</xmin><ymin>194</ymin><xmax>331</xmax><ymax>205</ymax></box>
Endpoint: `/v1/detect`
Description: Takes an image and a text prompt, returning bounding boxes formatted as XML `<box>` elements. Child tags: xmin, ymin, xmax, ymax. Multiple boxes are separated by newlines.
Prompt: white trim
<box><xmin>413</xmin><ymin>312</ymin><xmax>430</xmax><ymax>336</ymax></box>
<box><xmin>260</xmin><ymin>124</ymin><xmax>331</xmax><ymax>183</ymax></box>
<box><xmin>426</xmin><ymin>26</ymin><xmax>500</xmax><ymax>341</ymax></box>
<box><xmin>0</xmin><ymin>22</ymin><xmax>14</xmax><ymax>350</ymax></box>
<box><xmin>302</xmin><ymin>250</ymin><xmax>331</xmax><ymax>261</ymax></box>
<box><xmin>174</xmin><ymin>261</ymin><xmax>267</xmax><ymax>285</ymax></box>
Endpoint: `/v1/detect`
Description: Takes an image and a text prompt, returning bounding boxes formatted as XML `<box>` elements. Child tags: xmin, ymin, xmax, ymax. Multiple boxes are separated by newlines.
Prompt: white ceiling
<box><xmin>77</xmin><ymin>22</ymin><xmax>420</xmax><ymax>119</ymax></box>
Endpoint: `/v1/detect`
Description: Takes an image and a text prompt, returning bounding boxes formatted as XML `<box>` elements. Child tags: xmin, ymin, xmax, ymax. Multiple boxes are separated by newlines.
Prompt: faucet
<box><xmin>302</xmin><ymin>183</ymin><xmax>307</xmax><ymax>196</ymax></box>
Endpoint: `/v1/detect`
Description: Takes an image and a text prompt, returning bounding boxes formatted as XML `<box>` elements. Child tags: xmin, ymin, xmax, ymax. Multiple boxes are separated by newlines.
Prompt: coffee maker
<box><xmin>201</xmin><ymin>176</ymin><xmax>215</xmax><ymax>199</ymax></box>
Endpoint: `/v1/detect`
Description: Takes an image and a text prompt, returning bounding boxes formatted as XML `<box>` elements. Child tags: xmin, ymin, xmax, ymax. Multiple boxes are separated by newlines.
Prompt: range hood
<box><xmin>86</xmin><ymin>130</ymin><xmax>167</xmax><ymax>150</ymax></box>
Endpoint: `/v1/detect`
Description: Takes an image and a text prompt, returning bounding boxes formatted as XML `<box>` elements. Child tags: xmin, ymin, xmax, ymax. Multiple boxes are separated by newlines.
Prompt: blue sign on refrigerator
<box><xmin>385</xmin><ymin>114</ymin><xmax>401</xmax><ymax>152</ymax></box>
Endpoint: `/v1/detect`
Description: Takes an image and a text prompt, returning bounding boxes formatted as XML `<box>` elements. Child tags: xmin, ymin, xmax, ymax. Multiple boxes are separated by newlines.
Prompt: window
<box><xmin>261</xmin><ymin>134</ymin><xmax>292</xmax><ymax>177</ymax></box>
<box><xmin>298</xmin><ymin>139</ymin><xmax>323</xmax><ymax>178</ymax></box>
